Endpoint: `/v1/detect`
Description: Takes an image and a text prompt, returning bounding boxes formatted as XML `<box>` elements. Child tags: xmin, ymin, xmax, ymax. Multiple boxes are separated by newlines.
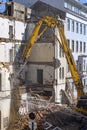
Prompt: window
<box><xmin>72</xmin><ymin>40</ymin><xmax>74</xmax><ymax>52</ymax></box>
<box><xmin>59</xmin><ymin>67</ymin><xmax>61</xmax><ymax>79</ymax></box>
<box><xmin>80</xmin><ymin>41</ymin><xmax>82</xmax><ymax>52</ymax></box>
<box><xmin>76</xmin><ymin>41</ymin><xmax>78</xmax><ymax>52</ymax></box>
<box><xmin>59</xmin><ymin>45</ymin><xmax>64</xmax><ymax>57</ymax></box>
<box><xmin>84</xmin><ymin>79</ymin><xmax>86</xmax><ymax>86</ymax></box>
<box><xmin>74</xmin><ymin>6</ymin><xmax>79</xmax><ymax>13</ymax></box>
<box><xmin>79</xmin><ymin>64</ymin><xmax>82</xmax><ymax>71</ymax></box>
<box><xmin>76</xmin><ymin>22</ymin><xmax>79</xmax><ymax>33</ymax></box>
<box><xmin>9</xmin><ymin>49</ymin><xmax>13</xmax><ymax>62</ymax></box>
<box><xmin>62</xmin><ymin>67</ymin><xmax>64</xmax><ymax>79</ymax></box>
<box><xmin>67</xmin><ymin>3</ymin><xmax>72</xmax><ymax>10</ymax></box>
<box><xmin>62</xmin><ymin>48</ymin><xmax>64</xmax><ymax>57</ymax></box>
<box><xmin>7</xmin><ymin>5</ymin><xmax>12</xmax><ymax>16</ymax></box>
<box><xmin>67</xmin><ymin>19</ymin><xmax>70</xmax><ymax>31</ymax></box>
<box><xmin>83</xmin><ymin>42</ymin><xmax>86</xmax><ymax>52</ymax></box>
<box><xmin>84</xmin><ymin>60</ymin><xmax>86</xmax><ymax>70</ymax></box>
<box><xmin>9</xmin><ymin>25</ymin><xmax>13</xmax><ymax>39</ymax></box>
<box><xmin>59</xmin><ymin>45</ymin><xmax>62</xmax><ymax>57</ymax></box>
<box><xmin>80</xmin><ymin>24</ymin><xmax>82</xmax><ymax>34</ymax></box>
<box><xmin>72</xmin><ymin>21</ymin><xmax>74</xmax><ymax>32</ymax></box>
<box><xmin>0</xmin><ymin>73</ymin><xmax>2</xmax><ymax>91</ymax></box>
<box><xmin>59</xmin><ymin>67</ymin><xmax>64</xmax><ymax>79</ymax></box>
<box><xmin>84</xmin><ymin>25</ymin><xmax>86</xmax><ymax>35</ymax></box>
<box><xmin>37</xmin><ymin>69</ymin><xmax>43</xmax><ymax>84</ymax></box>
<box><xmin>64</xmin><ymin>2</ymin><xmax>67</xmax><ymax>8</ymax></box>
<box><xmin>67</xmin><ymin>66</ymin><xmax>70</xmax><ymax>73</ymax></box>
<box><xmin>67</xmin><ymin>39</ymin><xmax>70</xmax><ymax>48</ymax></box>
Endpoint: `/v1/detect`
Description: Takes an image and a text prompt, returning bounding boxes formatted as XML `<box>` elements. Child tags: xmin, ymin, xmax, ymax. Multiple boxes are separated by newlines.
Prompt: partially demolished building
<box><xmin>0</xmin><ymin>0</ymin><xmax>87</xmax><ymax>129</ymax></box>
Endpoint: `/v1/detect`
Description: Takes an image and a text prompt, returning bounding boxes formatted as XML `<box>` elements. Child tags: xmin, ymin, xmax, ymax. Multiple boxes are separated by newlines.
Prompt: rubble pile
<box><xmin>7</xmin><ymin>103</ymin><xmax>87</xmax><ymax>130</ymax></box>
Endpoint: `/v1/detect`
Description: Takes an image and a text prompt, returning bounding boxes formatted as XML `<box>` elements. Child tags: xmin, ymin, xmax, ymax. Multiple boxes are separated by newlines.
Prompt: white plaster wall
<box><xmin>0</xmin><ymin>42</ymin><xmax>13</xmax><ymax>62</ymax></box>
<box><xmin>54</xmin><ymin>84</ymin><xmax>65</xmax><ymax>103</ymax></box>
<box><xmin>15</xmin><ymin>21</ymin><xmax>27</xmax><ymax>40</ymax></box>
<box><xmin>0</xmin><ymin>67</ymin><xmax>10</xmax><ymax>97</ymax></box>
<box><xmin>54</xmin><ymin>27</ymin><xmax>66</xmax><ymax>103</ymax></box>
<box><xmin>0</xmin><ymin>17</ymin><xmax>26</xmax><ymax>40</ymax></box>
<box><xmin>0</xmin><ymin>99</ymin><xmax>11</xmax><ymax>130</ymax></box>
<box><xmin>0</xmin><ymin>17</ymin><xmax>14</xmax><ymax>39</ymax></box>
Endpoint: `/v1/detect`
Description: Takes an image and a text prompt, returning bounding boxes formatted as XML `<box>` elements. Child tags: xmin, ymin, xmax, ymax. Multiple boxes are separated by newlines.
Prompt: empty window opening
<box><xmin>9</xmin><ymin>25</ymin><xmax>13</xmax><ymax>39</ymax></box>
<box><xmin>7</xmin><ymin>4</ymin><xmax>12</xmax><ymax>16</ymax></box>
<box><xmin>43</xmin><ymin>91</ymin><xmax>52</xmax><ymax>96</ymax></box>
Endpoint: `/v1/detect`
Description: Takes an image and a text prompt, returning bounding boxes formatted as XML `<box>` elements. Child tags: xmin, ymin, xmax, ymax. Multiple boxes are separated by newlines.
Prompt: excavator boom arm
<box><xmin>22</xmin><ymin>16</ymin><xmax>84</xmax><ymax>98</ymax></box>
<box><xmin>57</xmin><ymin>25</ymin><xmax>84</xmax><ymax>98</ymax></box>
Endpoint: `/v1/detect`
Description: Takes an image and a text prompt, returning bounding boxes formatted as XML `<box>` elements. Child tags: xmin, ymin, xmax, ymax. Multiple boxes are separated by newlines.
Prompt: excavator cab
<box><xmin>75</xmin><ymin>96</ymin><xmax>87</xmax><ymax>115</ymax></box>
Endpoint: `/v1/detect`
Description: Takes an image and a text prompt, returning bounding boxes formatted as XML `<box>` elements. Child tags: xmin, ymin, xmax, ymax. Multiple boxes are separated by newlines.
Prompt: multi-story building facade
<box><xmin>14</xmin><ymin>0</ymin><xmax>87</xmax><ymax>102</ymax></box>
<box><xmin>23</xmin><ymin>0</ymin><xmax>66</xmax><ymax>103</ymax></box>
<box><xmin>0</xmin><ymin>1</ymin><xmax>87</xmax><ymax>129</ymax></box>
<box><xmin>0</xmin><ymin>2</ymin><xmax>30</xmax><ymax>129</ymax></box>
<box><xmin>24</xmin><ymin>0</ymin><xmax>87</xmax><ymax>102</ymax></box>
<box><xmin>64</xmin><ymin>0</ymin><xmax>87</xmax><ymax>97</ymax></box>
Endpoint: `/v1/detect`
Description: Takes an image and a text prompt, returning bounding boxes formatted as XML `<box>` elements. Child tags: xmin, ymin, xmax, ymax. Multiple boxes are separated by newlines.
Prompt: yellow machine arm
<box><xmin>22</xmin><ymin>16</ymin><xmax>84</xmax><ymax>99</ymax></box>
<box><xmin>22</xmin><ymin>16</ymin><xmax>58</xmax><ymax>62</ymax></box>
<box><xmin>57</xmin><ymin>25</ymin><xmax>84</xmax><ymax>99</ymax></box>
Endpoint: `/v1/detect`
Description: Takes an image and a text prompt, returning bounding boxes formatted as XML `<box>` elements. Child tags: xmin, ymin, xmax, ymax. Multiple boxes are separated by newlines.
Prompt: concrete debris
<box><xmin>7</xmin><ymin>102</ymin><xmax>87</xmax><ymax>130</ymax></box>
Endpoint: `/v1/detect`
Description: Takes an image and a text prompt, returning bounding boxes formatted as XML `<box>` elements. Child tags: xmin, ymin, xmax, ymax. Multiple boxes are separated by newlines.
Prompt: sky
<box><xmin>81</xmin><ymin>0</ymin><xmax>87</xmax><ymax>3</ymax></box>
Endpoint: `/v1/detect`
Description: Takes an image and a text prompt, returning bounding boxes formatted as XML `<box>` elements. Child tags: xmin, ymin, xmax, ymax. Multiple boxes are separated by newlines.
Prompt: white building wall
<box><xmin>65</xmin><ymin>13</ymin><xmax>87</xmax><ymax>60</ymax></box>
<box><xmin>0</xmin><ymin>17</ymin><xmax>14</xmax><ymax>39</ymax></box>
<box><xmin>15</xmin><ymin>21</ymin><xmax>26</xmax><ymax>40</ymax></box>
<box><xmin>0</xmin><ymin>16</ymin><xmax>26</xmax><ymax>99</ymax></box>
<box><xmin>0</xmin><ymin>17</ymin><xmax>26</xmax><ymax>40</ymax></box>
<box><xmin>0</xmin><ymin>99</ymin><xmax>10</xmax><ymax>130</ymax></box>
<box><xmin>65</xmin><ymin>10</ymin><xmax>87</xmax><ymax>98</ymax></box>
<box><xmin>54</xmin><ymin>27</ymin><xmax>66</xmax><ymax>102</ymax></box>
<box><xmin>0</xmin><ymin>43</ymin><xmax>13</xmax><ymax>62</ymax></box>
<box><xmin>0</xmin><ymin>14</ymin><xmax>27</xmax><ymax>129</ymax></box>
<box><xmin>0</xmin><ymin>67</ymin><xmax>10</xmax><ymax>97</ymax></box>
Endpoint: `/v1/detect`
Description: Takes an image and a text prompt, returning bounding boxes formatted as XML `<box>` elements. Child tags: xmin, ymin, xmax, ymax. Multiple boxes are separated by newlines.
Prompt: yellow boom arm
<box><xmin>22</xmin><ymin>16</ymin><xmax>84</xmax><ymax>98</ymax></box>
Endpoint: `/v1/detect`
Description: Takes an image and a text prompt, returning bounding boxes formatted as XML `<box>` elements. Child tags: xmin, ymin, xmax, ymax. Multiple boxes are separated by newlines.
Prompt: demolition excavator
<box><xmin>17</xmin><ymin>16</ymin><xmax>87</xmax><ymax>115</ymax></box>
